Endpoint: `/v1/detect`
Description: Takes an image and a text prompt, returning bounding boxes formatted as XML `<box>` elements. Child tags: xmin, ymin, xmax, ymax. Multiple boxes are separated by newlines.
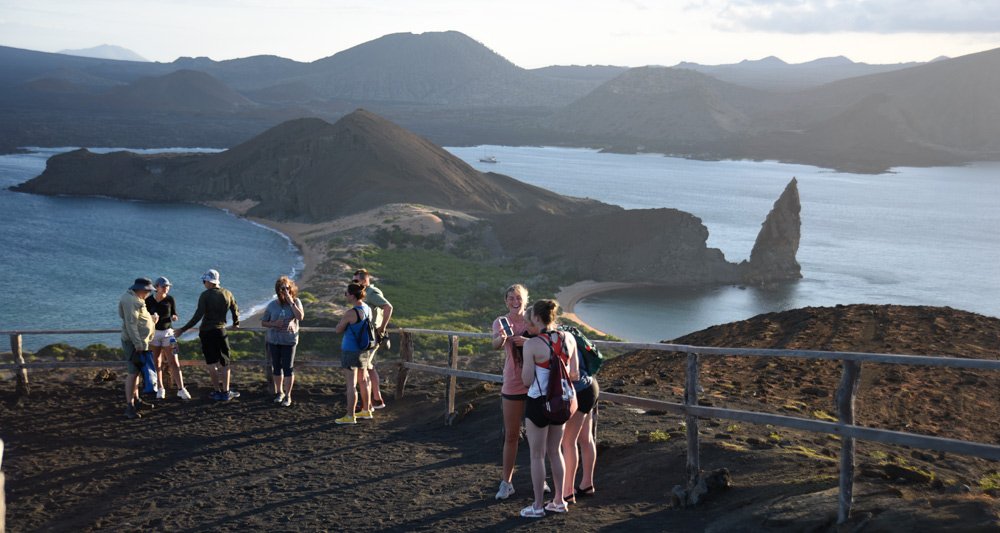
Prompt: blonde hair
<box><xmin>504</xmin><ymin>284</ymin><xmax>528</xmax><ymax>302</ymax></box>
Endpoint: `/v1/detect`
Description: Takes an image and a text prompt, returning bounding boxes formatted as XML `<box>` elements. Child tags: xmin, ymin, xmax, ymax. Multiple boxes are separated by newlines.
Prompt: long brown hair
<box><xmin>275</xmin><ymin>276</ymin><xmax>298</xmax><ymax>304</ymax></box>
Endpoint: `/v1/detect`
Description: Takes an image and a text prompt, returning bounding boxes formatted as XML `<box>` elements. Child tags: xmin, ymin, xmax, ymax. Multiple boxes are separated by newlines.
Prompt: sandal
<box><xmin>520</xmin><ymin>505</ymin><xmax>545</xmax><ymax>518</ymax></box>
<box><xmin>564</xmin><ymin>494</ymin><xmax>576</xmax><ymax>505</ymax></box>
<box><xmin>576</xmin><ymin>485</ymin><xmax>596</xmax><ymax>497</ymax></box>
<box><xmin>544</xmin><ymin>501</ymin><xmax>568</xmax><ymax>513</ymax></box>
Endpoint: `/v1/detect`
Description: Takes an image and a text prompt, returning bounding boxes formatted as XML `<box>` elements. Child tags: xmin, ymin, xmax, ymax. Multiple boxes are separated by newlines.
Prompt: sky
<box><xmin>2</xmin><ymin>0</ymin><xmax>999</xmax><ymax>67</ymax></box>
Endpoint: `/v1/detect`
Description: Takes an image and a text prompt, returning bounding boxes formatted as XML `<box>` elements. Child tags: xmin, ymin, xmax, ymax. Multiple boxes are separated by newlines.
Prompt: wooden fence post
<box><xmin>10</xmin><ymin>334</ymin><xmax>29</xmax><ymax>397</ymax></box>
<box><xmin>395</xmin><ymin>332</ymin><xmax>413</xmax><ymax>400</ymax></box>
<box><xmin>837</xmin><ymin>360</ymin><xmax>862</xmax><ymax>524</ymax></box>
<box><xmin>445</xmin><ymin>335</ymin><xmax>459</xmax><ymax>425</ymax></box>
<box><xmin>685</xmin><ymin>352</ymin><xmax>702</xmax><ymax>493</ymax></box>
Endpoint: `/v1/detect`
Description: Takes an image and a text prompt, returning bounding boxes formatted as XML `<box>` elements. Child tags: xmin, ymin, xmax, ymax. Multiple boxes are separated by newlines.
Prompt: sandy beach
<box><xmin>556</xmin><ymin>280</ymin><xmax>649</xmax><ymax>337</ymax></box>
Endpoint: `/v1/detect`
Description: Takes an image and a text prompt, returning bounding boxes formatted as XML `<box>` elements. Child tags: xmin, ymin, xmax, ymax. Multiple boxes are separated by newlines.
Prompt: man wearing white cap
<box><xmin>177</xmin><ymin>269</ymin><xmax>241</xmax><ymax>401</ymax></box>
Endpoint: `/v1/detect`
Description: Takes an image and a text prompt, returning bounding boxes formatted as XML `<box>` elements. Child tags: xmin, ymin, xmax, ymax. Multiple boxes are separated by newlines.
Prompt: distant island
<box><xmin>13</xmin><ymin>109</ymin><xmax>801</xmax><ymax>298</ymax></box>
<box><xmin>1</xmin><ymin>31</ymin><xmax>999</xmax><ymax>172</ymax></box>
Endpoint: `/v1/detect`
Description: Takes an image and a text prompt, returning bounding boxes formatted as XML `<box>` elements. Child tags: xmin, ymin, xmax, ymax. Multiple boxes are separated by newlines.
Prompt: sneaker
<box><xmin>335</xmin><ymin>415</ymin><xmax>356</xmax><ymax>425</ymax></box>
<box><xmin>356</xmin><ymin>409</ymin><xmax>374</xmax><ymax>420</ymax></box>
<box><xmin>495</xmin><ymin>480</ymin><xmax>515</xmax><ymax>500</ymax></box>
<box><xmin>274</xmin><ymin>393</ymin><xmax>285</xmax><ymax>404</ymax></box>
<box><xmin>543</xmin><ymin>480</ymin><xmax>552</xmax><ymax>494</ymax></box>
<box><xmin>156</xmin><ymin>387</ymin><xmax>166</xmax><ymax>400</ymax></box>
<box><xmin>519</xmin><ymin>505</ymin><xmax>545</xmax><ymax>518</ymax></box>
<box><xmin>229</xmin><ymin>390</ymin><xmax>241</xmax><ymax>399</ymax></box>
<box><xmin>124</xmin><ymin>405</ymin><xmax>141</xmax><ymax>419</ymax></box>
<box><xmin>372</xmin><ymin>399</ymin><xmax>386</xmax><ymax>410</ymax></box>
<box><xmin>282</xmin><ymin>396</ymin><xmax>292</xmax><ymax>407</ymax></box>
<box><xmin>177</xmin><ymin>388</ymin><xmax>192</xmax><ymax>401</ymax></box>
<box><xmin>224</xmin><ymin>390</ymin><xmax>239</xmax><ymax>401</ymax></box>
<box><xmin>210</xmin><ymin>391</ymin><xmax>224</xmax><ymax>401</ymax></box>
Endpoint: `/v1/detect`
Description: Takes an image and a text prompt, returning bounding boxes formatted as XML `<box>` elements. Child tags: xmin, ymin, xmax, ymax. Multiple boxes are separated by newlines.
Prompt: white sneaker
<box><xmin>282</xmin><ymin>396</ymin><xmax>292</xmax><ymax>407</ymax></box>
<box><xmin>274</xmin><ymin>393</ymin><xmax>285</xmax><ymax>404</ymax></box>
<box><xmin>156</xmin><ymin>387</ymin><xmax>166</xmax><ymax>400</ymax></box>
<box><xmin>496</xmin><ymin>480</ymin><xmax>515</xmax><ymax>500</ymax></box>
<box><xmin>543</xmin><ymin>480</ymin><xmax>552</xmax><ymax>494</ymax></box>
<box><xmin>177</xmin><ymin>388</ymin><xmax>192</xmax><ymax>400</ymax></box>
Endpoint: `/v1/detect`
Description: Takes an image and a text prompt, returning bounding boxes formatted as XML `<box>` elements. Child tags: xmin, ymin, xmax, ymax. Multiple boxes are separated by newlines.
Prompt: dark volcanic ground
<box><xmin>1</xmin><ymin>304</ymin><xmax>998</xmax><ymax>531</ymax></box>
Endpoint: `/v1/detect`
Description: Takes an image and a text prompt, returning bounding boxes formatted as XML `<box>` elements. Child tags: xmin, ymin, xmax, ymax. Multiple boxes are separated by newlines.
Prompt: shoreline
<box><xmin>555</xmin><ymin>280</ymin><xmax>649</xmax><ymax>338</ymax></box>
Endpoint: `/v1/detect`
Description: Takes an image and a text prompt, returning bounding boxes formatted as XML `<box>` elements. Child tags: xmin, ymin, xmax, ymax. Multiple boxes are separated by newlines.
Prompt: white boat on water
<box><xmin>479</xmin><ymin>155</ymin><xmax>498</xmax><ymax>163</ymax></box>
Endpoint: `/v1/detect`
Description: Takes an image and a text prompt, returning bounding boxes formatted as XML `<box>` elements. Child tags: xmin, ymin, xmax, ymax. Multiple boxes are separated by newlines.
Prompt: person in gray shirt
<box><xmin>353</xmin><ymin>268</ymin><xmax>393</xmax><ymax>409</ymax></box>
<box><xmin>261</xmin><ymin>276</ymin><xmax>304</xmax><ymax>406</ymax></box>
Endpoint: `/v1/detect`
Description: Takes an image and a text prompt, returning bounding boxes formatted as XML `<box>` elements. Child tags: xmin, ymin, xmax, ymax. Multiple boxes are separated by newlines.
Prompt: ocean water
<box><xmin>448</xmin><ymin>146</ymin><xmax>1000</xmax><ymax>342</ymax></box>
<box><xmin>0</xmin><ymin>148</ymin><xmax>303</xmax><ymax>351</ymax></box>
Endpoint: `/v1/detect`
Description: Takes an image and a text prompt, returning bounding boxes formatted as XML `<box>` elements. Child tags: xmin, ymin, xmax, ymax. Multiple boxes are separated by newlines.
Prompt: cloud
<box><xmin>702</xmin><ymin>0</ymin><xmax>1000</xmax><ymax>33</ymax></box>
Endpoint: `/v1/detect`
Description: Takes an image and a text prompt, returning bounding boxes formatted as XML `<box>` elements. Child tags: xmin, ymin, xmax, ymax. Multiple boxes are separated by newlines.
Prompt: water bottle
<box><xmin>169</xmin><ymin>335</ymin><xmax>179</xmax><ymax>356</ymax></box>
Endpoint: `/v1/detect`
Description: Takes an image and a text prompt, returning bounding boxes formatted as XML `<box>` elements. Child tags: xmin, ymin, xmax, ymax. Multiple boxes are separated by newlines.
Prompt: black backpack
<box><xmin>353</xmin><ymin>307</ymin><xmax>378</xmax><ymax>351</ymax></box>
<box><xmin>559</xmin><ymin>325</ymin><xmax>604</xmax><ymax>375</ymax></box>
<box><xmin>536</xmin><ymin>331</ymin><xmax>578</xmax><ymax>423</ymax></box>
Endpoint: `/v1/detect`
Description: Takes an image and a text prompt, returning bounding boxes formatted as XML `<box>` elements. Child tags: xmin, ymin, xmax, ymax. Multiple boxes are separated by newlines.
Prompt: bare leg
<box><xmin>285</xmin><ymin>373</ymin><xmax>295</xmax><ymax>398</ymax></box>
<box><xmin>125</xmin><ymin>373</ymin><xmax>139</xmax><ymax>405</ymax></box>
<box><xmin>152</xmin><ymin>346</ymin><xmax>166</xmax><ymax>390</ymax></box>
<box><xmin>272</xmin><ymin>373</ymin><xmax>283</xmax><ymax>395</ymax></box>
<box><xmin>502</xmin><ymin>398</ymin><xmax>526</xmax><ymax>483</ymax></box>
<box><xmin>166</xmin><ymin>352</ymin><xmax>185</xmax><ymax>390</ymax></box>
<box><xmin>525</xmin><ymin>420</ymin><xmax>549</xmax><ymax>510</ymax></box>
<box><xmin>344</xmin><ymin>368</ymin><xmax>358</xmax><ymax>417</ymax></box>
<box><xmin>369</xmin><ymin>366</ymin><xmax>383</xmax><ymax>402</ymax></box>
<box><xmin>207</xmin><ymin>365</ymin><xmax>220</xmax><ymax>391</ymax></box>
<box><xmin>221</xmin><ymin>366</ymin><xmax>231</xmax><ymax>392</ymax></box>
<box><xmin>546</xmin><ymin>424</ymin><xmax>567</xmax><ymax>507</ymax></box>
<box><xmin>562</xmin><ymin>411</ymin><xmax>586</xmax><ymax>498</ymax></box>
<box><xmin>577</xmin><ymin>413</ymin><xmax>597</xmax><ymax>490</ymax></box>
<box><xmin>357</xmin><ymin>368</ymin><xmax>372</xmax><ymax>411</ymax></box>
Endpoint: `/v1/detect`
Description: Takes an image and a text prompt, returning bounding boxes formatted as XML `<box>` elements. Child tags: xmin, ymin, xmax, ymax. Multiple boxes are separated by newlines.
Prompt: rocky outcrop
<box><xmin>742</xmin><ymin>178</ymin><xmax>801</xmax><ymax>285</ymax></box>
<box><xmin>13</xmin><ymin>109</ymin><xmax>801</xmax><ymax>287</ymax></box>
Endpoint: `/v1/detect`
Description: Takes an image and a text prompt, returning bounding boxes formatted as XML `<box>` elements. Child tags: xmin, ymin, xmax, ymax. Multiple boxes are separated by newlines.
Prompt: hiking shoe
<box><xmin>125</xmin><ymin>405</ymin><xmax>141</xmax><ymax>419</ymax></box>
<box><xmin>372</xmin><ymin>399</ymin><xmax>386</xmax><ymax>410</ymax></box>
<box><xmin>156</xmin><ymin>387</ymin><xmax>166</xmax><ymax>400</ymax></box>
<box><xmin>356</xmin><ymin>409</ymin><xmax>374</xmax><ymax>420</ymax></box>
<box><xmin>177</xmin><ymin>388</ymin><xmax>192</xmax><ymax>401</ymax></box>
<box><xmin>335</xmin><ymin>415</ymin><xmax>356</xmax><ymax>425</ymax></box>
<box><xmin>519</xmin><ymin>505</ymin><xmax>545</xmax><ymax>518</ymax></box>
<box><xmin>134</xmin><ymin>397</ymin><xmax>155</xmax><ymax>410</ymax></box>
<box><xmin>282</xmin><ymin>396</ymin><xmax>292</xmax><ymax>407</ymax></box>
<box><xmin>274</xmin><ymin>393</ymin><xmax>285</xmax><ymax>404</ymax></box>
<box><xmin>496</xmin><ymin>480</ymin><xmax>515</xmax><ymax>500</ymax></box>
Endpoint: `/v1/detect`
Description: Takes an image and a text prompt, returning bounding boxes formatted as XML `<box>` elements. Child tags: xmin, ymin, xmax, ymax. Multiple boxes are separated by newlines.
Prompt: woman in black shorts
<box><xmin>518</xmin><ymin>300</ymin><xmax>579</xmax><ymax>518</ymax></box>
<box><xmin>561</xmin><ymin>338</ymin><xmax>600</xmax><ymax>503</ymax></box>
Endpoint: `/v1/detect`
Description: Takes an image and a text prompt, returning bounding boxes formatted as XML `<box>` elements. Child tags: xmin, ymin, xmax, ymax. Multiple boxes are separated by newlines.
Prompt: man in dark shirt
<box><xmin>177</xmin><ymin>269</ymin><xmax>241</xmax><ymax>401</ymax></box>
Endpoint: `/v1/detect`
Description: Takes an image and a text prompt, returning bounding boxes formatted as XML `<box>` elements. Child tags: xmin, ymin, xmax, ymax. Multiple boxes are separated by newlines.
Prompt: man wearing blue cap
<box><xmin>177</xmin><ymin>269</ymin><xmax>241</xmax><ymax>401</ymax></box>
<box><xmin>120</xmin><ymin>277</ymin><xmax>156</xmax><ymax>419</ymax></box>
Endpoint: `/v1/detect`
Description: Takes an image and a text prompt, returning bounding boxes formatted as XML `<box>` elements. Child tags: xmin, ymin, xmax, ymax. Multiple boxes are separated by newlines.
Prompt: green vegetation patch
<box><xmin>649</xmin><ymin>430</ymin><xmax>671</xmax><ymax>442</ymax></box>
<box><xmin>979</xmin><ymin>472</ymin><xmax>1000</xmax><ymax>491</ymax></box>
<box><xmin>357</xmin><ymin>247</ymin><xmax>548</xmax><ymax>330</ymax></box>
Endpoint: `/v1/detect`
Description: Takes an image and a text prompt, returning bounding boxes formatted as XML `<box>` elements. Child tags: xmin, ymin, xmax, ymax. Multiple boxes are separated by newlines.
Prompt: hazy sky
<box><xmin>2</xmin><ymin>0</ymin><xmax>999</xmax><ymax>67</ymax></box>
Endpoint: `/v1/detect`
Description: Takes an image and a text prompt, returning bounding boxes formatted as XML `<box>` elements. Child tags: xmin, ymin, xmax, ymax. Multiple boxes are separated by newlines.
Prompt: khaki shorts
<box><xmin>341</xmin><ymin>349</ymin><xmax>374</xmax><ymax>370</ymax></box>
<box><xmin>151</xmin><ymin>329</ymin><xmax>175</xmax><ymax>347</ymax></box>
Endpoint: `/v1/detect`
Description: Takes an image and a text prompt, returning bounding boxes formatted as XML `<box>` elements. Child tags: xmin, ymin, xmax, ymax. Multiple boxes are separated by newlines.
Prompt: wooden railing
<box><xmin>3</xmin><ymin>327</ymin><xmax>1000</xmax><ymax>524</ymax></box>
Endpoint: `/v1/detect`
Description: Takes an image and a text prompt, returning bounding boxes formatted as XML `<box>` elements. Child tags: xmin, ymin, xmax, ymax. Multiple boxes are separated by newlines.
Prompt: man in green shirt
<box><xmin>177</xmin><ymin>269</ymin><xmax>241</xmax><ymax>401</ymax></box>
<box><xmin>353</xmin><ymin>268</ymin><xmax>393</xmax><ymax>409</ymax></box>
<box><xmin>119</xmin><ymin>277</ymin><xmax>156</xmax><ymax>419</ymax></box>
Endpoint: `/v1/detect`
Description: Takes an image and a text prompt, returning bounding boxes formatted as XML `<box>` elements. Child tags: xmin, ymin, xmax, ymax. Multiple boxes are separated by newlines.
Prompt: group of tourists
<box><xmin>492</xmin><ymin>284</ymin><xmax>600</xmax><ymax>518</ymax></box>
<box><xmin>117</xmin><ymin>268</ymin><xmax>393</xmax><ymax>421</ymax></box>
<box><xmin>119</xmin><ymin>272</ymin><xmax>595</xmax><ymax>517</ymax></box>
<box><xmin>118</xmin><ymin>269</ymin><xmax>241</xmax><ymax>419</ymax></box>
